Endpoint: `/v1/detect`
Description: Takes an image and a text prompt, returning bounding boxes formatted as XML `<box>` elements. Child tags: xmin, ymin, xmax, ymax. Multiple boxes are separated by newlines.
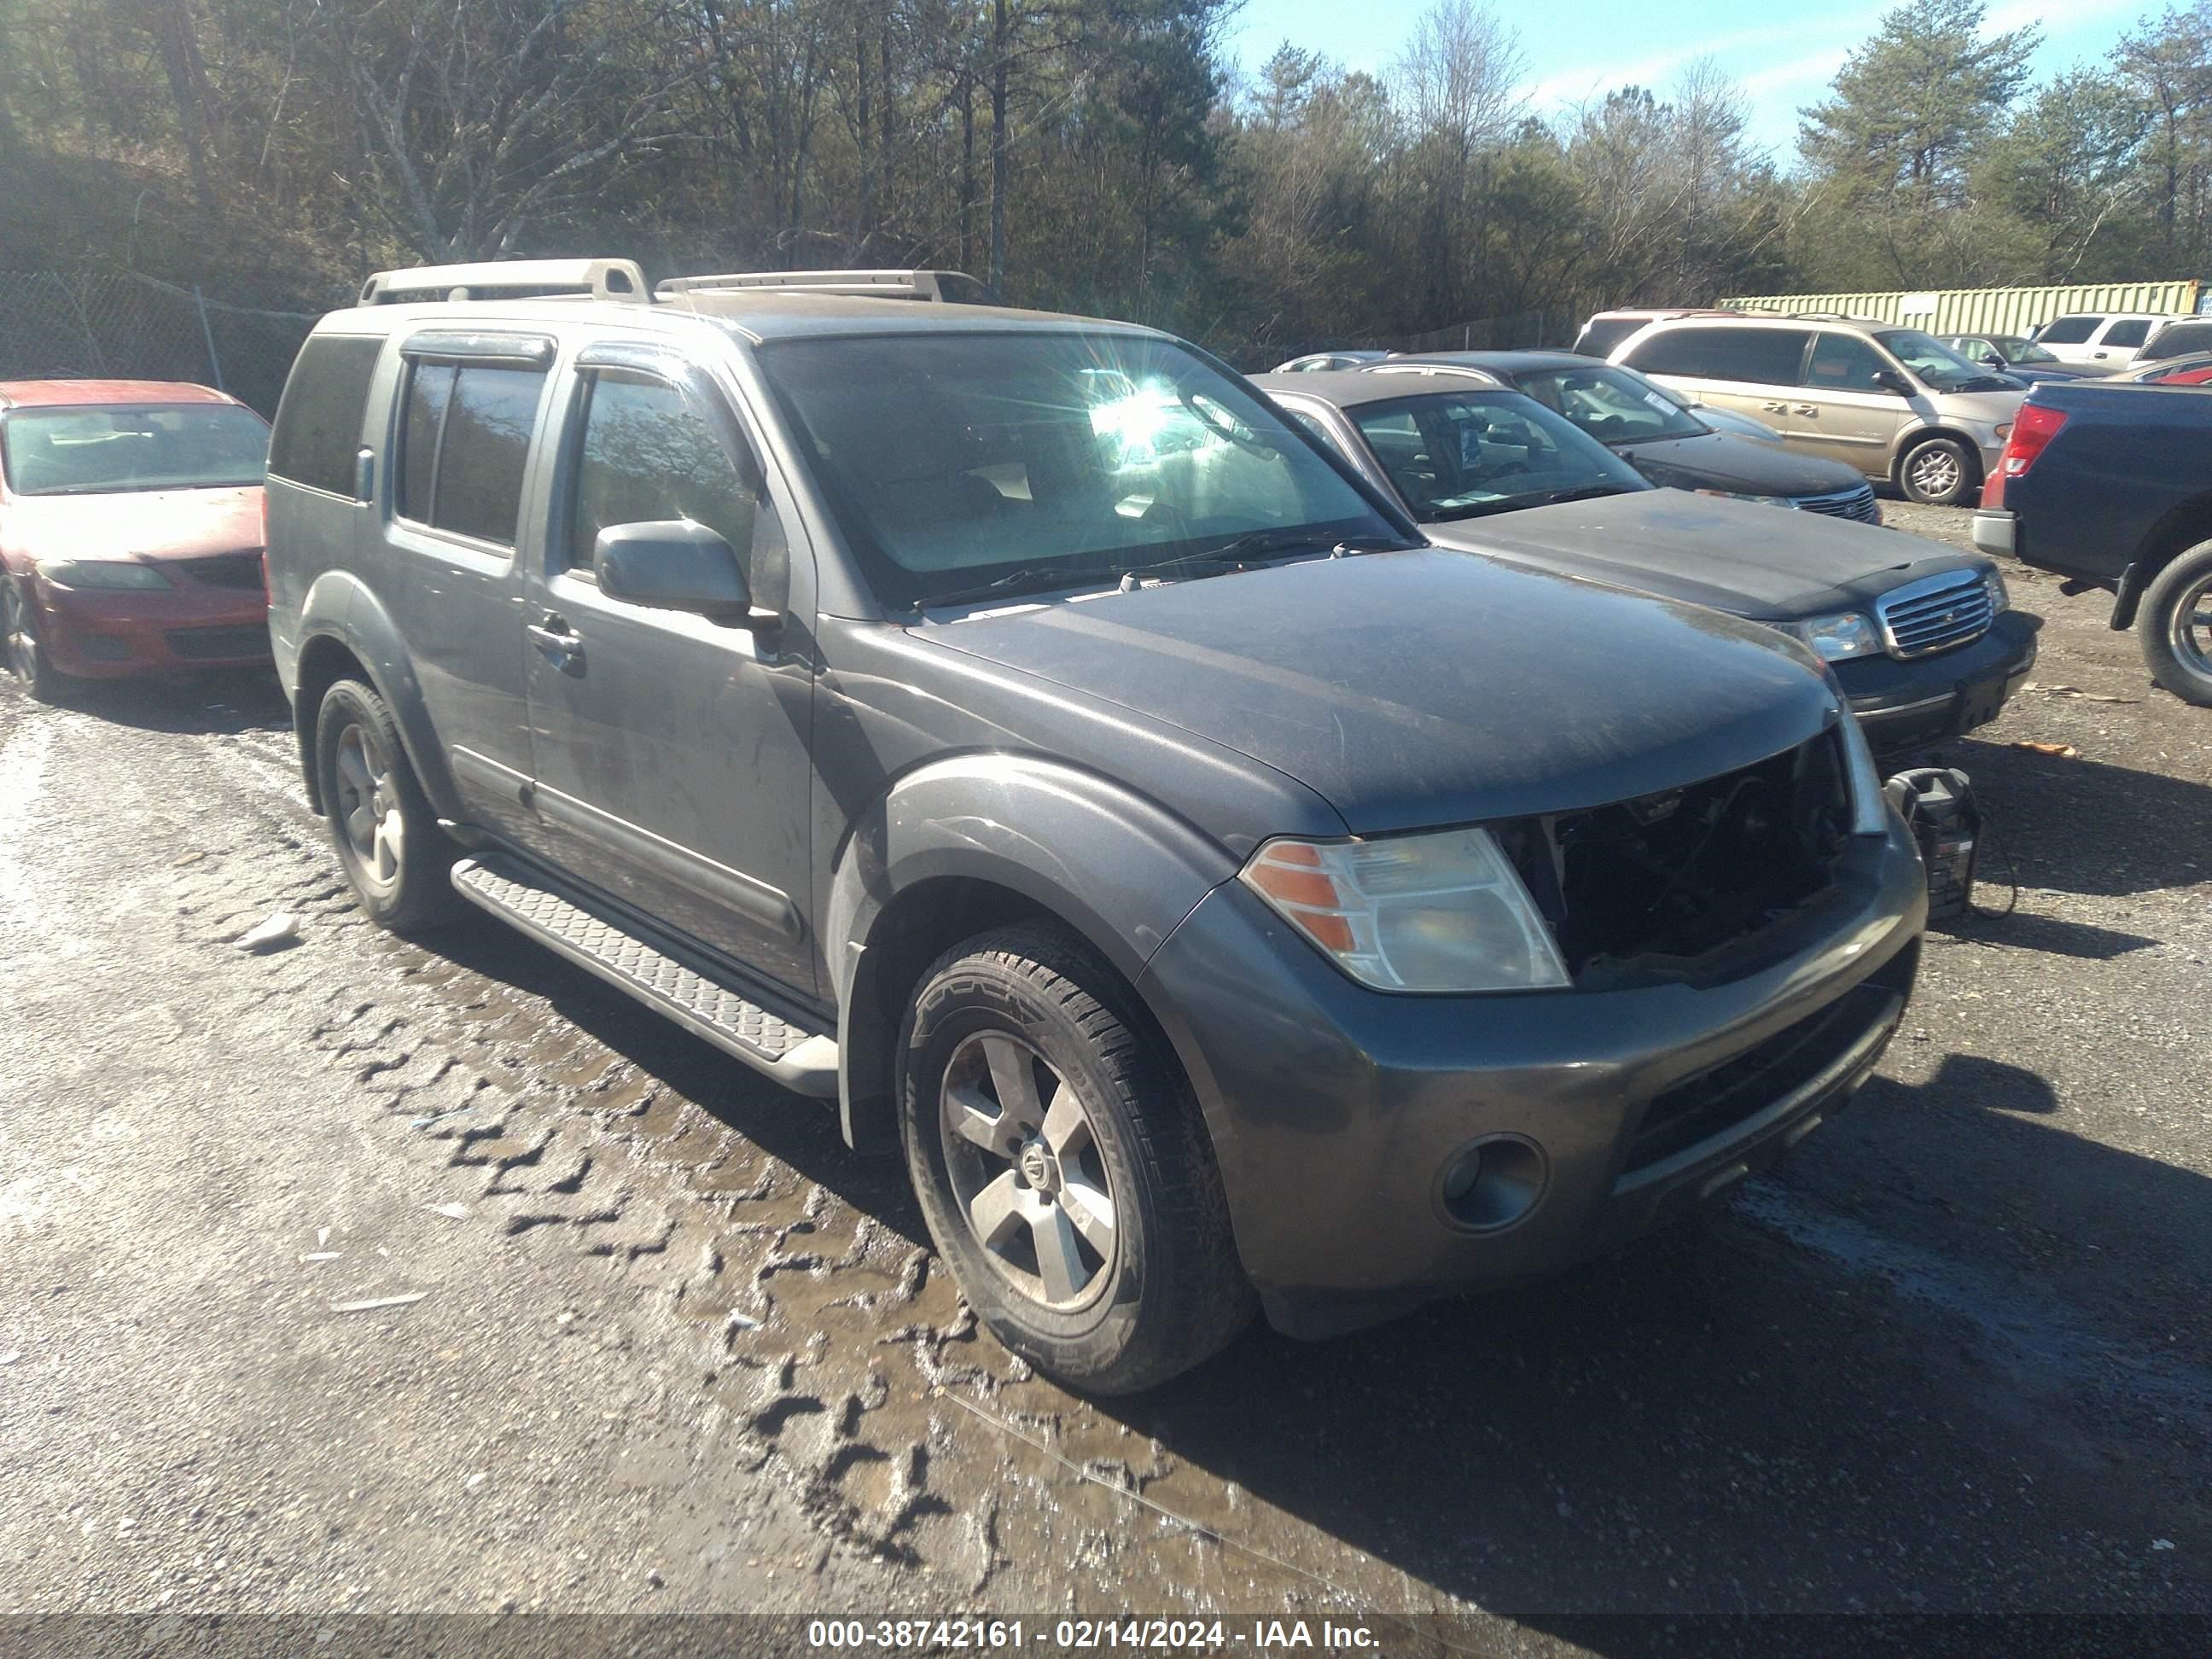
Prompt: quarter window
<box><xmin>1621</xmin><ymin>326</ymin><xmax>1810</xmax><ymax>387</ymax></box>
<box><xmin>269</xmin><ymin>335</ymin><xmax>382</xmax><ymax>495</ymax></box>
<box><xmin>395</xmin><ymin>359</ymin><xmax>546</xmax><ymax>546</ymax></box>
<box><xmin>567</xmin><ymin>374</ymin><xmax>762</xmax><ymax>579</ymax></box>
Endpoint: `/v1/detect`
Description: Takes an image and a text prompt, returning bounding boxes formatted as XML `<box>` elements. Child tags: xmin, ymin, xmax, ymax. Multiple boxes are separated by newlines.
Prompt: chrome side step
<box><xmin>450</xmin><ymin>855</ymin><xmax>839</xmax><ymax>1098</ymax></box>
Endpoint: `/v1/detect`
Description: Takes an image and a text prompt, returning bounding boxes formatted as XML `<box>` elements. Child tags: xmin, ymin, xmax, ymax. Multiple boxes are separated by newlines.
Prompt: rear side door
<box><xmin>1792</xmin><ymin>331</ymin><xmax>1915</xmax><ymax>478</ymax></box>
<box><xmin>1616</xmin><ymin>325</ymin><xmax>1812</xmax><ymax>429</ymax></box>
<box><xmin>520</xmin><ymin>340</ymin><xmax>818</xmax><ymax>997</ymax></box>
<box><xmin>380</xmin><ymin>332</ymin><xmax>555</xmax><ymax>843</ymax></box>
<box><xmin>2087</xmin><ymin>317</ymin><xmax>2153</xmax><ymax>367</ymax></box>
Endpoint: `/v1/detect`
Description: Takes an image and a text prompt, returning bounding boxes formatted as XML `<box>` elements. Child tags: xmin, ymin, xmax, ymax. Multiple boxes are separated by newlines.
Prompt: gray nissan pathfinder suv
<box><xmin>263</xmin><ymin>259</ymin><xmax>1927</xmax><ymax>1392</ymax></box>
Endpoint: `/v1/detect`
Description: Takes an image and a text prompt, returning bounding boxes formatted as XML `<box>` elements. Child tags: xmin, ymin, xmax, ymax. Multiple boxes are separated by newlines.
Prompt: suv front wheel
<box><xmin>899</xmin><ymin>923</ymin><xmax>1253</xmax><ymax>1393</ymax></box>
<box><xmin>1898</xmin><ymin>434</ymin><xmax>1978</xmax><ymax>506</ymax></box>
<box><xmin>314</xmin><ymin>677</ymin><xmax>464</xmax><ymax>934</ymax></box>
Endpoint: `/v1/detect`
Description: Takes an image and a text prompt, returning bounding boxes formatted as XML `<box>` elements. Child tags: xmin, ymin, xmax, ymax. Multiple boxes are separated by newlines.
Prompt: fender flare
<box><xmin>824</xmin><ymin>752</ymin><xmax>1241</xmax><ymax>1151</ymax></box>
<box><xmin>294</xmin><ymin>569</ymin><xmax>463</xmax><ymax>821</ymax></box>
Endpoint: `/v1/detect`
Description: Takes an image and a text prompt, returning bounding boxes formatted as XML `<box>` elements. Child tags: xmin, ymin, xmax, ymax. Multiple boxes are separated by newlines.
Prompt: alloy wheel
<box><xmin>3</xmin><ymin>583</ymin><xmax>38</xmax><ymax>686</ymax></box>
<box><xmin>1908</xmin><ymin>446</ymin><xmax>1962</xmax><ymax>501</ymax></box>
<box><xmin>2172</xmin><ymin>571</ymin><xmax>2212</xmax><ymax>680</ymax></box>
<box><xmin>334</xmin><ymin>722</ymin><xmax>406</xmax><ymax>894</ymax></box>
<box><xmin>939</xmin><ymin>1030</ymin><xmax>1119</xmax><ymax>1311</ymax></box>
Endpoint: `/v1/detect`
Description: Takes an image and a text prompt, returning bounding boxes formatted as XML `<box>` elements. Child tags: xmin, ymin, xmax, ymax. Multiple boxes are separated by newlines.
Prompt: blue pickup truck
<box><xmin>1972</xmin><ymin>379</ymin><xmax>2212</xmax><ymax>705</ymax></box>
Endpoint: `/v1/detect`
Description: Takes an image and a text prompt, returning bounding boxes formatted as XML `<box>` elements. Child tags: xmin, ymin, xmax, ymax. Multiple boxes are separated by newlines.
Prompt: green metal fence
<box><xmin>1717</xmin><ymin>280</ymin><xmax>2209</xmax><ymax>337</ymax></box>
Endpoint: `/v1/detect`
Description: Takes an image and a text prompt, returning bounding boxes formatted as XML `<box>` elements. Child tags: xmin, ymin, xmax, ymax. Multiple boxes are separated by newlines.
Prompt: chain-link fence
<box><xmin>0</xmin><ymin>271</ymin><xmax>319</xmax><ymax>416</ymax></box>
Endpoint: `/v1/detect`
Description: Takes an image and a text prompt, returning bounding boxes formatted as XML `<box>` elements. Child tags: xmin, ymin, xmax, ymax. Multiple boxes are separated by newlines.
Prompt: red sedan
<box><xmin>1</xmin><ymin>379</ymin><xmax>273</xmax><ymax>701</ymax></box>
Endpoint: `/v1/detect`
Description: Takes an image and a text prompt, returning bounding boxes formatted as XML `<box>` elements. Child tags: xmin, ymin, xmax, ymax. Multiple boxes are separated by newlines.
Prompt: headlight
<box><xmin>1984</xmin><ymin>567</ymin><xmax>2009</xmax><ymax>613</ymax></box>
<box><xmin>1241</xmin><ymin>827</ymin><xmax>1570</xmax><ymax>992</ymax></box>
<box><xmin>1696</xmin><ymin>489</ymin><xmax>1798</xmax><ymax>509</ymax></box>
<box><xmin>1785</xmin><ymin>610</ymin><xmax>1883</xmax><ymax>661</ymax></box>
<box><xmin>36</xmin><ymin>557</ymin><xmax>172</xmax><ymax>591</ymax></box>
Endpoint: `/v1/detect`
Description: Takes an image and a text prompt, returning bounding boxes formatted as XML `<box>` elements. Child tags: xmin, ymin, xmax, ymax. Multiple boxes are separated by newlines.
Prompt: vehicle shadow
<box><xmin>49</xmin><ymin>666</ymin><xmax>291</xmax><ymax>736</ymax></box>
<box><xmin>431</xmin><ymin>886</ymin><xmax>2209</xmax><ymax>1615</ymax></box>
<box><xmin>1924</xmin><ymin>733</ymin><xmax>2212</xmax><ymax>898</ymax></box>
<box><xmin>1086</xmin><ymin>1053</ymin><xmax>2212</xmax><ymax>1620</ymax></box>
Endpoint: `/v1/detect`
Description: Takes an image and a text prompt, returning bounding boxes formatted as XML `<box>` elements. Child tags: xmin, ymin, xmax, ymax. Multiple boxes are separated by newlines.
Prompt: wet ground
<box><xmin>3</xmin><ymin>504</ymin><xmax>2209</xmax><ymax>1644</ymax></box>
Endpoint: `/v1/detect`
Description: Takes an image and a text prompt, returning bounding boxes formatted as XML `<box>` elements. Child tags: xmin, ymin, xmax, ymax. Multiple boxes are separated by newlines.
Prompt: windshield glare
<box><xmin>755</xmin><ymin>332</ymin><xmax>1398</xmax><ymax>607</ymax></box>
<box><xmin>1878</xmin><ymin>330</ymin><xmax>2008</xmax><ymax>392</ymax></box>
<box><xmin>1514</xmin><ymin>364</ymin><xmax>1710</xmax><ymax>443</ymax></box>
<box><xmin>1348</xmin><ymin>393</ymin><xmax>1647</xmax><ymax>521</ymax></box>
<box><xmin>3</xmin><ymin>405</ymin><xmax>270</xmax><ymax>496</ymax></box>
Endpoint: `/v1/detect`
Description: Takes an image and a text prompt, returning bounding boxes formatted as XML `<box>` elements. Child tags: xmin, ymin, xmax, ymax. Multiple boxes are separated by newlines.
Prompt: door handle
<box><xmin>1793</xmin><ymin>404</ymin><xmax>1818</xmax><ymax>416</ymax></box>
<box><xmin>527</xmin><ymin>619</ymin><xmax>585</xmax><ymax>671</ymax></box>
<box><xmin>1761</xmin><ymin>401</ymin><xmax>1787</xmax><ymax>413</ymax></box>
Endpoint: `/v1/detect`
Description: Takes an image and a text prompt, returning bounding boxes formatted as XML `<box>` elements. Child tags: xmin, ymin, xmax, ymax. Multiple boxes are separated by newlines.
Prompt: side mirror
<box><xmin>1871</xmin><ymin>368</ymin><xmax>1914</xmax><ymax>396</ymax></box>
<box><xmin>595</xmin><ymin>520</ymin><xmax>775</xmax><ymax>629</ymax></box>
<box><xmin>1977</xmin><ymin>351</ymin><xmax>2004</xmax><ymax>369</ymax></box>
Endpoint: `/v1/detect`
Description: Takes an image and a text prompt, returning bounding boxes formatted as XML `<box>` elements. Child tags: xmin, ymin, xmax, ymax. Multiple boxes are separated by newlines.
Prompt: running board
<box><xmin>450</xmin><ymin>856</ymin><xmax>839</xmax><ymax>1098</ymax></box>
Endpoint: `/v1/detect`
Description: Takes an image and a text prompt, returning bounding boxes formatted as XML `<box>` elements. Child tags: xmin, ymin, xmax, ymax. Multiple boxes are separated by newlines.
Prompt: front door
<box><xmin>520</xmin><ymin>343</ymin><xmax>818</xmax><ymax>997</ymax></box>
<box><xmin>1790</xmin><ymin>333</ymin><xmax>1915</xmax><ymax>480</ymax></box>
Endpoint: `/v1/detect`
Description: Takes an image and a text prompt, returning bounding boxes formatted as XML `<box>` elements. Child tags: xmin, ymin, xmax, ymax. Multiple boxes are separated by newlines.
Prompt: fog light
<box><xmin>1436</xmin><ymin>1134</ymin><xmax>1548</xmax><ymax>1232</ymax></box>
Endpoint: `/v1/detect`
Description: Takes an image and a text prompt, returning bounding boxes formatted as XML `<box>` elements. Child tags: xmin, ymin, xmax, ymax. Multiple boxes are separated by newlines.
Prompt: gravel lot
<box><xmin>3</xmin><ymin>502</ymin><xmax>2208</xmax><ymax>1644</ymax></box>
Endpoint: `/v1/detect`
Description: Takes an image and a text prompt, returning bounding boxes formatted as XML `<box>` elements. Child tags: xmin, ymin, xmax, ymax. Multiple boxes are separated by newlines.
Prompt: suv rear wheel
<box><xmin>314</xmin><ymin>677</ymin><xmax>464</xmax><ymax>934</ymax></box>
<box><xmin>1898</xmin><ymin>435</ymin><xmax>1977</xmax><ymax>506</ymax></box>
<box><xmin>2140</xmin><ymin>541</ymin><xmax>2212</xmax><ymax>707</ymax></box>
<box><xmin>899</xmin><ymin>923</ymin><xmax>1253</xmax><ymax>1393</ymax></box>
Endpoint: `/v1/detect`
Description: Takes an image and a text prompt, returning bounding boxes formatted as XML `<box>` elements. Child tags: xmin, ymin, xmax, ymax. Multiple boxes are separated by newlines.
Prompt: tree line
<box><xmin>3</xmin><ymin>0</ymin><xmax>2212</xmax><ymax>364</ymax></box>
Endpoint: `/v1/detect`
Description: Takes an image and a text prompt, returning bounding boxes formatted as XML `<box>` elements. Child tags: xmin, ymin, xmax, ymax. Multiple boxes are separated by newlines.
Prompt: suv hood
<box><xmin>920</xmin><ymin>548</ymin><xmax>1839</xmax><ymax>835</ymax></box>
<box><xmin>1</xmin><ymin>486</ymin><xmax>263</xmax><ymax>562</ymax></box>
<box><xmin>1422</xmin><ymin>490</ymin><xmax>1985</xmax><ymax>620</ymax></box>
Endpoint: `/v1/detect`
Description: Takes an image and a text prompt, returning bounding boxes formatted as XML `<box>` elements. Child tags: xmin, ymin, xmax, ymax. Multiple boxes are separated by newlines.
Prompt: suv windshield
<box><xmin>1509</xmin><ymin>364</ymin><xmax>1710</xmax><ymax>444</ymax></box>
<box><xmin>1348</xmin><ymin>392</ymin><xmax>1648</xmax><ymax>521</ymax></box>
<box><xmin>755</xmin><ymin>331</ymin><xmax>1399</xmax><ymax>607</ymax></box>
<box><xmin>2</xmin><ymin>405</ymin><xmax>270</xmax><ymax>496</ymax></box>
<box><xmin>1876</xmin><ymin>330</ymin><xmax>2016</xmax><ymax>393</ymax></box>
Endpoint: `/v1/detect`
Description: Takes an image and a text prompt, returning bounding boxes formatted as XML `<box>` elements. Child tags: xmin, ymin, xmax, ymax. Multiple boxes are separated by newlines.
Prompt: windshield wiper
<box><xmin>1141</xmin><ymin>528</ymin><xmax>1414</xmax><ymax>568</ymax></box>
<box><xmin>916</xmin><ymin>565</ymin><xmax>1105</xmax><ymax>609</ymax></box>
<box><xmin>1525</xmin><ymin>483</ymin><xmax>1636</xmax><ymax>506</ymax></box>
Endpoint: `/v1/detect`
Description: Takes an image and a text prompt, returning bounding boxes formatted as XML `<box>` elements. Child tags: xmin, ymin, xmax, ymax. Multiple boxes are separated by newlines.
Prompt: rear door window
<box><xmin>2036</xmin><ymin>316</ymin><xmax>2098</xmax><ymax>345</ymax></box>
<box><xmin>269</xmin><ymin>335</ymin><xmax>383</xmax><ymax>495</ymax></box>
<box><xmin>2100</xmin><ymin>319</ymin><xmax>2152</xmax><ymax>349</ymax></box>
<box><xmin>1622</xmin><ymin>326</ymin><xmax>1810</xmax><ymax>387</ymax></box>
<box><xmin>395</xmin><ymin>359</ymin><xmax>547</xmax><ymax>547</ymax></box>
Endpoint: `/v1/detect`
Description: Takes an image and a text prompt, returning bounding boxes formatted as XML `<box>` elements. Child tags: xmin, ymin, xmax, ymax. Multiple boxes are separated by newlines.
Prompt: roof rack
<box><xmin>1785</xmin><ymin>310</ymin><xmax>1886</xmax><ymax>323</ymax></box>
<box><xmin>656</xmin><ymin>268</ymin><xmax>991</xmax><ymax>303</ymax></box>
<box><xmin>358</xmin><ymin>259</ymin><xmax>649</xmax><ymax>306</ymax></box>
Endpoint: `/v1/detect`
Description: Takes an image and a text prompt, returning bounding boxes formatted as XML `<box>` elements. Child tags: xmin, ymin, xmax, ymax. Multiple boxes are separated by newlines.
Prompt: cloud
<box><xmin>1740</xmin><ymin>44</ymin><xmax>1854</xmax><ymax>98</ymax></box>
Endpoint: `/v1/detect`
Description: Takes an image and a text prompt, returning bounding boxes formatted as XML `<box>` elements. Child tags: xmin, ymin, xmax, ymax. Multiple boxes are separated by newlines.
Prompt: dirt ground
<box><xmin>3</xmin><ymin>504</ymin><xmax>2208</xmax><ymax>1648</ymax></box>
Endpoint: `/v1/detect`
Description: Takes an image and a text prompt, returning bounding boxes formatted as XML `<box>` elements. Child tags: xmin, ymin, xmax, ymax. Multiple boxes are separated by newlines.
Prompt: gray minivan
<box><xmin>263</xmin><ymin>259</ymin><xmax>1926</xmax><ymax>1391</ymax></box>
<box><xmin>1611</xmin><ymin>316</ymin><xmax>2026</xmax><ymax>506</ymax></box>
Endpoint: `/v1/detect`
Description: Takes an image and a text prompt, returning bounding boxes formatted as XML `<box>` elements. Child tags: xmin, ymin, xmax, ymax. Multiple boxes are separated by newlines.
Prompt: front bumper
<box><xmin>1837</xmin><ymin>608</ymin><xmax>2040</xmax><ymax>756</ymax></box>
<box><xmin>31</xmin><ymin>573</ymin><xmax>271</xmax><ymax>678</ymax></box>
<box><xmin>1136</xmin><ymin>822</ymin><xmax>1927</xmax><ymax>1337</ymax></box>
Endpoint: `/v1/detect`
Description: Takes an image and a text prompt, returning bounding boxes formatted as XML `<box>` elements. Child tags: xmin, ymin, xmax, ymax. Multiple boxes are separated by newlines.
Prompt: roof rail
<box><xmin>358</xmin><ymin>259</ymin><xmax>649</xmax><ymax>306</ymax></box>
<box><xmin>657</xmin><ymin>268</ymin><xmax>993</xmax><ymax>303</ymax></box>
<box><xmin>1786</xmin><ymin>310</ymin><xmax>1885</xmax><ymax>323</ymax></box>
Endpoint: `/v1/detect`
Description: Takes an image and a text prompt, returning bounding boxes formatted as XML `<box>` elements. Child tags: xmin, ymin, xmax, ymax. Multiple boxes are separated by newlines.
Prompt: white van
<box><xmin>2029</xmin><ymin>313</ymin><xmax>2192</xmax><ymax>371</ymax></box>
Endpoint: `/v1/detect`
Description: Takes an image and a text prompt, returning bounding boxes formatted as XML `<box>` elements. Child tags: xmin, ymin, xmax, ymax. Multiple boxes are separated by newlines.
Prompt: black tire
<box><xmin>2139</xmin><ymin>540</ymin><xmax>2212</xmax><ymax>707</ymax></box>
<box><xmin>313</xmin><ymin>676</ymin><xmax>464</xmax><ymax>935</ymax></box>
<box><xmin>2</xmin><ymin>573</ymin><xmax>75</xmax><ymax>704</ymax></box>
<box><xmin>898</xmin><ymin>923</ymin><xmax>1254</xmax><ymax>1393</ymax></box>
<box><xmin>1897</xmin><ymin>435</ymin><xmax>1978</xmax><ymax>507</ymax></box>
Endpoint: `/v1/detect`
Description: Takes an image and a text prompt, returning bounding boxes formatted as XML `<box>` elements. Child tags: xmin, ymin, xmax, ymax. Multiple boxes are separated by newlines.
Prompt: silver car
<box><xmin>1609</xmin><ymin>315</ymin><xmax>2025</xmax><ymax>506</ymax></box>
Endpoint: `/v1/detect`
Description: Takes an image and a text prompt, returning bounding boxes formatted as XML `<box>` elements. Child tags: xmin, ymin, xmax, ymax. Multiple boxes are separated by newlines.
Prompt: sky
<box><xmin>1223</xmin><ymin>0</ymin><xmax>2152</xmax><ymax>161</ymax></box>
